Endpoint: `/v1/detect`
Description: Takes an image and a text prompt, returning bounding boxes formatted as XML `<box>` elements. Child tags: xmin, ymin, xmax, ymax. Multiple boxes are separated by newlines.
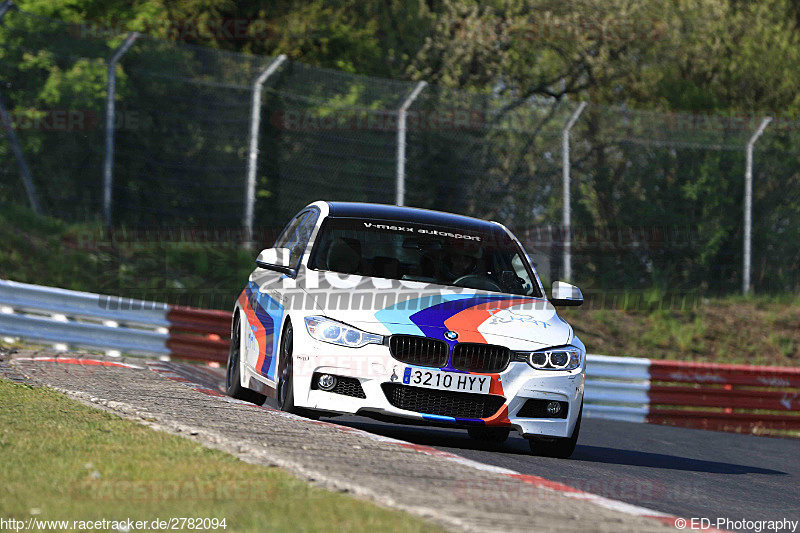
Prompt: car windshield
<box><xmin>307</xmin><ymin>217</ymin><xmax>541</xmax><ymax>297</ymax></box>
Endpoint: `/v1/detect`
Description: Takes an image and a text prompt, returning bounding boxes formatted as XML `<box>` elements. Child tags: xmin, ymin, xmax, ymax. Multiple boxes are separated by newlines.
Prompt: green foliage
<box><xmin>13</xmin><ymin>0</ymin><xmax>800</xmax><ymax>110</ymax></box>
<box><xmin>2</xmin><ymin>0</ymin><xmax>798</xmax><ymax>294</ymax></box>
<box><xmin>38</xmin><ymin>57</ymin><xmax>109</xmax><ymax>108</ymax></box>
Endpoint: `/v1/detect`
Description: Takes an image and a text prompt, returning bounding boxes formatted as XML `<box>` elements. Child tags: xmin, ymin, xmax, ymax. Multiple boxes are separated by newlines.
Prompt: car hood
<box><xmin>301</xmin><ymin>277</ymin><xmax>572</xmax><ymax>349</ymax></box>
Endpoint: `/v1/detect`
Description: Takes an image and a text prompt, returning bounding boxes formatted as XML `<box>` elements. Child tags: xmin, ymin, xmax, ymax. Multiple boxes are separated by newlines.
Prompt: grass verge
<box><xmin>0</xmin><ymin>203</ymin><xmax>254</xmax><ymax>310</ymax></box>
<box><xmin>0</xmin><ymin>378</ymin><xmax>441</xmax><ymax>532</ymax></box>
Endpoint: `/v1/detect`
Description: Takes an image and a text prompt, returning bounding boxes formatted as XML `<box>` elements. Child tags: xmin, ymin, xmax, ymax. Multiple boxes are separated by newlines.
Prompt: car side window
<box><xmin>511</xmin><ymin>254</ymin><xmax>534</xmax><ymax>295</ymax></box>
<box><xmin>275</xmin><ymin>210</ymin><xmax>319</xmax><ymax>268</ymax></box>
<box><xmin>290</xmin><ymin>210</ymin><xmax>319</xmax><ymax>266</ymax></box>
<box><xmin>275</xmin><ymin>214</ymin><xmax>304</xmax><ymax>249</ymax></box>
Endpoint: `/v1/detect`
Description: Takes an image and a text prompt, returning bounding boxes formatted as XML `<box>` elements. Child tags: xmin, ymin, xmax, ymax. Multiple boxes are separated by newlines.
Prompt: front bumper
<box><xmin>292</xmin><ymin>334</ymin><xmax>585</xmax><ymax>439</ymax></box>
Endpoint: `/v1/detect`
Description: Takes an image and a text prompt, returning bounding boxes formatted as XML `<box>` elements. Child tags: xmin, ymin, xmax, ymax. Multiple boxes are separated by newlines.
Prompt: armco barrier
<box><xmin>647</xmin><ymin>360</ymin><xmax>800</xmax><ymax>432</ymax></box>
<box><xmin>0</xmin><ymin>279</ymin><xmax>229</xmax><ymax>362</ymax></box>
<box><xmin>585</xmin><ymin>355</ymin><xmax>800</xmax><ymax>433</ymax></box>
<box><xmin>1</xmin><ymin>279</ymin><xmax>797</xmax><ymax>434</ymax></box>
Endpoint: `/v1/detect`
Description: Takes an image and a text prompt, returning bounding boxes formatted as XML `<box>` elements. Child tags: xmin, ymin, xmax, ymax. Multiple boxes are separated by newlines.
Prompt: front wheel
<box><xmin>527</xmin><ymin>402</ymin><xmax>582</xmax><ymax>459</ymax></box>
<box><xmin>226</xmin><ymin>313</ymin><xmax>266</xmax><ymax>405</ymax></box>
<box><xmin>276</xmin><ymin>322</ymin><xmax>319</xmax><ymax>419</ymax></box>
<box><xmin>276</xmin><ymin>322</ymin><xmax>297</xmax><ymax>413</ymax></box>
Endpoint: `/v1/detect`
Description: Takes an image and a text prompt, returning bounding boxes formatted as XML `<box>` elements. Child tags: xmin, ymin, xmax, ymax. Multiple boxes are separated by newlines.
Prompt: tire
<box><xmin>226</xmin><ymin>313</ymin><xmax>266</xmax><ymax>405</ymax></box>
<box><xmin>527</xmin><ymin>402</ymin><xmax>582</xmax><ymax>459</ymax></box>
<box><xmin>276</xmin><ymin>321</ymin><xmax>296</xmax><ymax>412</ymax></box>
<box><xmin>276</xmin><ymin>321</ymin><xmax>319</xmax><ymax>419</ymax></box>
<box><xmin>467</xmin><ymin>427</ymin><xmax>511</xmax><ymax>443</ymax></box>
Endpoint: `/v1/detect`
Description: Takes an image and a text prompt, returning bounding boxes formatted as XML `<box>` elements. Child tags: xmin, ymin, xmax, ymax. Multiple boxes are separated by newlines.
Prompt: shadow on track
<box><xmin>325</xmin><ymin>418</ymin><xmax>787</xmax><ymax>477</ymax></box>
<box><xmin>571</xmin><ymin>446</ymin><xmax>786</xmax><ymax>475</ymax></box>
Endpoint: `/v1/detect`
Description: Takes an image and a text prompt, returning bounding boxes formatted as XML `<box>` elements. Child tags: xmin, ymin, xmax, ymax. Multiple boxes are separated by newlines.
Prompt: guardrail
<box><xmin>584</xmin><ymin>355</ymin><xmax>651</xmax><ymax>423</ymax></box>
<box><xmin>1</xmin><ymin>279</ymin><xmax>797</xmax><ymax>434</ymax></box>
<box><xmin>0</xmin><ymin>279</ymin><xmax>229</xmax><ymax>362</ymax></box>
<box><xmin>585</xmin><ymin>355</ymin><xmax>800</xmax><ymax>433</ymax></box>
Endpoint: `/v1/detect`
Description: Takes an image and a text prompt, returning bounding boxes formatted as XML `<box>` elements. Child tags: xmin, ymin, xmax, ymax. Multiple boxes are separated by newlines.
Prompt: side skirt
<box><xmin>248</xmin><ymin>376</ymin><xmax>277</xmax><ymax>398</ymax></box>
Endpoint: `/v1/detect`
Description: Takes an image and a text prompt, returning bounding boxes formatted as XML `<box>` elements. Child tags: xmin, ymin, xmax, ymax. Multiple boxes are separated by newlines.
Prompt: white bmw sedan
<box><xmin>227</xmin><ymin>201</ymin><xmax>586</xmax><ymax>457</ymax></box>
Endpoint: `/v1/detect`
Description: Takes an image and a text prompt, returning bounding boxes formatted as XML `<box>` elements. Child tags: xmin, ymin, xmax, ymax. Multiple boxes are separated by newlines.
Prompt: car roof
<box><xmin>324</xmin><ymin>202</ymin><xmax>500</xmax><ymax>233</ymax></box>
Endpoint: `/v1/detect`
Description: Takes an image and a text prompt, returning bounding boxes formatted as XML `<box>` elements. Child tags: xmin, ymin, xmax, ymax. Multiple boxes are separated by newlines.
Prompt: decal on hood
<box><xmin>375</xmin><ymin>293</ymin><xmax>540</xmax><ymax>344</ymax></box>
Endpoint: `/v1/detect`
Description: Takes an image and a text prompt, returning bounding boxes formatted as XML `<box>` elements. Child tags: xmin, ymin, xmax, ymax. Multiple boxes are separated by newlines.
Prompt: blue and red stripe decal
<box><xmin>238</xmin><ymin>281</ymin><xmax>284</xmax><ymax>381</ymax></box>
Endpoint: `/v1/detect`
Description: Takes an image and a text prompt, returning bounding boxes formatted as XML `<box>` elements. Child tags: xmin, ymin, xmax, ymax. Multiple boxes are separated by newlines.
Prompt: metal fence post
<box><xmin>0</xmin><ymin>0</ymin><xmax>42</xmax><ymax>215</ymax></box>
<box><xmin>0</xmin><ymin>0</ymin><xmax>12</xmax><ymax>18</ymax></box>
<box><xmin>561</xmin><ymin>102</ymin><xmax>587</xmax><ymax>282</ymax></box>
<box><xmin>102</xmin><ymin>32</ymin><xmax>139</xmax><ymax>227</ymax></box>
<box><xmin>396</xmin><ymin>81</ymin><xmax>427</xmax><ymax>207</ymax></box>
<box><xmin>243</xmin><ymin>54</ymin><xmax>287</xmax><ymax>248</ymax></box>
<box><xmin>743</xmin><ymin>116</ymin><xmax>772</xmax><ymax>296</ymax></box>
<box><xmin>0</xmin><ymin>88</ymin><xmax>43</xmax><ymax>215</ymax></box>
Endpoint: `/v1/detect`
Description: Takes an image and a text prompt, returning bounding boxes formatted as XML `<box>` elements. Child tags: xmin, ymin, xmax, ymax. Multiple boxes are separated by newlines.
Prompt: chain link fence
<box><xmin>1</xmin><ymin>6</ymin><xmax>797</xmax><ymax>298</ymax></box>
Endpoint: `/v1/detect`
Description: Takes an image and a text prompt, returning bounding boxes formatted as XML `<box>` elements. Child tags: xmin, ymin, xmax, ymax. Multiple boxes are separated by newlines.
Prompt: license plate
<box><xmin>402</xmin><ymin>367</ymin><xmax>491</xmax><ymax>394</ymax></box>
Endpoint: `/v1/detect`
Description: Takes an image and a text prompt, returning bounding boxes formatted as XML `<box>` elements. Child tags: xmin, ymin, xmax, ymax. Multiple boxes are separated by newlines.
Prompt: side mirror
<box><xmin>255</xmin><ymin>247</ymin><xmax>295</xmax><ymax>276</ymax></box>
<box><xmin>550</xmin><ymin>281</ymin><xmax>583</xmax><ymax>307</ymax></box>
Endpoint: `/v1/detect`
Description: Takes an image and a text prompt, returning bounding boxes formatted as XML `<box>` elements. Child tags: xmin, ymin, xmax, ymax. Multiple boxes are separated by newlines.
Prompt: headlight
<box><xmin>304</xmin><ymin>316</ymin><xmax>384</xmax><ymax>348</ymax></box>
<box><xmin>513</xmin><ymin>346</ymin><xmax>582</xmax><ymax>371</ymax></box>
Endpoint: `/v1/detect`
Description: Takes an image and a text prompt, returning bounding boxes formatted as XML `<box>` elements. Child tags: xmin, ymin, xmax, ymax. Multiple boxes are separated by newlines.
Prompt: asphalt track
<box><xmin>5</xmin><ymin>351</ymin><xmax>678</xmax><ymax>533</ymax></box>
<box><xmin>6</xmin><ymin>349</ymin><xmax>798</xmax><ymax>532</ymax></box>
<box><xmin>320</xmin><ymin>414</ymin><xmax>800</xmax><ymax>530</ymax></box>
